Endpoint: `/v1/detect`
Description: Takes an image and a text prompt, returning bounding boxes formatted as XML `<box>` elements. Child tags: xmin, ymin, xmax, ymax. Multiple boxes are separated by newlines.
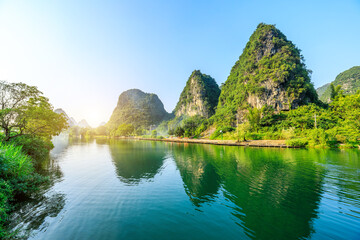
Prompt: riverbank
<box><xmin>119</xmin><ymin>137</ymin><xmax>291</xmax><ymax>148</ymax></box>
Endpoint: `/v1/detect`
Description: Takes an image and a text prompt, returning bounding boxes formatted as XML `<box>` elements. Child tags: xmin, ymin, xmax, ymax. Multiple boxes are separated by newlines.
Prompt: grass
<box><xmin>0</xmin><ymin>142</ymin><xmax>46</xmax><ymax>238</ymax></box>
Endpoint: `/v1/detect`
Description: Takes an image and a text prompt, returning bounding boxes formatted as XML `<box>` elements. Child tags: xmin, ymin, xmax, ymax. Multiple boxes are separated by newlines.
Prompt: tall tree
<box><xmin>0</xmin><ymin>81</ymin><xmax>68</xmax><ymax>141</ymax></box>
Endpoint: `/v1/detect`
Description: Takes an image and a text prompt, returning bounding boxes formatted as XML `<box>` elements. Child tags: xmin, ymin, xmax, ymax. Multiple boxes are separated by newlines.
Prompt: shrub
<box><xmin>9</xmin><ymin>135</ymin><xmax>53</xmax><ymax>160</ymax></box>
<box><xmin>151</xmin><ymin>130</ymin><xmax>157</xmax><ymax>138</ymax></box>
<box><xmin>307</xmin><ymin>129</ymin><xmax>327</xmax><ymax>147</ymax></box>
<box><xmin>262</xmin><ymin>130</ymin><xmax>281</xmax><ymax>140</ymax></box>
<box><xmin>0</xmin><ymin>180</ymin><xmax>12</xmax><ymax>239</ymax></box>
<box><xmin>174</xmin><ymin>127</ymin><xmax>185</xmax><ymax>137</ymax></box>
<box><xmin>210</xmin><ymin>126</ymin><xmax>235</xmax><ymax>139</ymax></box>
<box><xmin>0</xmin><ymin>142</ymin><xmax>47</xmax><ymax>238</ymax></box>
<box><xmin>286</xmin><ymin>138</ymin><xmax>309</xmax><ymax>148</ymax></box>
<box><xmin>280</xmin><ymin>128</ymin><xmax>295</xmax><ymax>140</ymax></box>
<box><xmin>246</xmin><ymin>132</ymin><xmax>264</xmax><ymax>140</ymax></box>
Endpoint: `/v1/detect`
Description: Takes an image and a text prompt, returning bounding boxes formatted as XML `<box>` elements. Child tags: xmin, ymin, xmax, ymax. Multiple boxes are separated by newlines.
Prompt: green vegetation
<box><xmin>0</xmin><ymin>142</ymin><xmax>47</xmax><ymax>238</ymax></box>
<box><xmin>113</xmin><ymin>124</ymin><xmax>135</xmax><ymax>137</ymax></box>
<box><xmin>0</xmin><ymin>81</ymin><xmax>68</xmax><ymax>238</ymax></box>
<box><xmin>0</xmin><ymin>81</ymin><xmax>68</xmax><ymax>158</ymax></box>
<box><xmin>206</xmin><ymin>92</ymin><xmax>360</xmax><ymax>148</ymax></box>
<box><xmin>0</xmin><ymin>81</ymin><xmax>68</xmax><ymax>142</ymax></box>
<box><xmin>106</xmin><ymin>89</ymin><xmax>169</xmax><ymax>132</ymax></box>
<box><xmin>213</xmin><ymin>23</ymin><xmax>318</xmax><ymax>126</ymax></box>
<box><xmin>317</xmin><ymin>66</ymin><xmax>360</xmax><ymax>102</ymax></box>
<box><xmin>174</xmin><ymin>70</ymin><xmax>220</xmax><ymax>118</ymax></box>
<box><xmin>168</xmin><ymin>115</ymin><xmax>205</xmax><ymax>138</ymax></box>
<box><xmin>72</xmin><ymin>24</ymin><xmax>359</xmax><ymax>149</ymax></box>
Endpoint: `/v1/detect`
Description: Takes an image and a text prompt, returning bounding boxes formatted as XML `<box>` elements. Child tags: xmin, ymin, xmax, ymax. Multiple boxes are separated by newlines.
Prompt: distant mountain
<box><xmin>174</xmin><ymin>70</ymin><xmax>220</xmax><ymax>118</ymax></box>
<box><xmin>107</xmin><ymin>89</ymin><xmax>170</xmax><ymax>129</ymax></box>
<box><xmin>317</xmin><ymin>66</ymin><xmax>360</xmax><ymax>102</ymax></box>
<box><xmin>70</xmin><ymin>117</ymin><xmax>77</xmax><ymax>126</ymax></box>
<box><xmin>213</xmin><ymin>23</ymin><xmax>318</xmax><ymax>125</ymax></box>
<box><xmin>54</xmin><ymin>108</ymin><xmax>76</xmax><ymax>127</ymax></box>
<box><xmin>98</xmin><ymin>122</ymin><xmax>106</xmax><ymax>127</ymax></box>
<box><xmin>78</xmin><ymin>119</ymin><xmax>91</xmax><ymax>128</ymax></box>
<box><xmin>316</xmin><ymin>83</ymin><xmax>330</xmax><ymax>100</ymax></box>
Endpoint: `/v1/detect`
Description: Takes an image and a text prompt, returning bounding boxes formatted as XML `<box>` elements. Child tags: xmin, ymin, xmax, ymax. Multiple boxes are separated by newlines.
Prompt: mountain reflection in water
<box><xmin>9</xmin><ymin>139</ymin><xmax>360</xmax><ymax>240</ymax></box>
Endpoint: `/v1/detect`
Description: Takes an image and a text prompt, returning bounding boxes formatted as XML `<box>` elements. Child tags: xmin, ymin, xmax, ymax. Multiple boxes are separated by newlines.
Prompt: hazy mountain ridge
<box><xmin>78</xmin><ymin>119</ymin><xmax>91</xmax><ymax>128</ymax></box>
<box><xmin>54</xmin><ymin>108</ymin><xmax>92</xmax><ymax>128</ymax></box>
<box><xmin>317</xmin><ymin>66</ymin><xmax>360</xmax><ymax>102</ymax></box>
<box><xmin>54</xmin><ymin>108</ymin><xmax>76</xmax><ymax>127</ymax></box>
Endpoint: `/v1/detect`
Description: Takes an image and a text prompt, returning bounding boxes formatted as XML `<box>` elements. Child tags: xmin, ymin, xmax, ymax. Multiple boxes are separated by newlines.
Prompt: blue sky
<box><xmin>0</xmin><ymin>0</ymin><xmax>359</xmax><ymax>126</ymax></box>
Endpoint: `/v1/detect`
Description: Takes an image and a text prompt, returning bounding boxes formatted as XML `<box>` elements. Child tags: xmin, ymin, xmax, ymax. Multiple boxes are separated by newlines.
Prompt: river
<box><xmin>10</xmin><ymin>138</ymin><xmax>360</xmax><ymax>239</ymax></box>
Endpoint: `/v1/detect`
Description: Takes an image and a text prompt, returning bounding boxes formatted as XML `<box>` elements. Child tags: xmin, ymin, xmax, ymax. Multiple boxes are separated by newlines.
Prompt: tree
<box><xmin>182</xmin><ymin>115</ymin><xmax>204</xmax><ymax>137</ymax></box>
<box><xmin>0</xmin><ymin>81</ymin><xmax>68</xmax><ymax>141</ymax></box>
<box><xmin>95</xmin><ymin>125</ymin><xmax>107</xmax><ymax>136</ymax></box>
<box><xmin>151</xmin><ymin>130</ymin><xmax>157</xmax><ymax>138</ymax></box>
<box><xmin>330</xmin><ymin>93</ymin><xmax>360</xmax><ymax>142</ymax></box>
<box><xmin>330</xmin><ymin>83</ymin><xmax>342</xmax><ymax>100</ymax></box>
<box><xmin>247</xmin><ymin>107</ymin><xmax>261</xmax><ymax>132</ymax></box>
<box><xmin>174</xmin><ymin>126</ymin><xmax>185</xmax><ymax>137</ymax></box>
<box><xmin>69</xmin><ymin>126</ymin><xmax>80</xmax><ymax>137</ymax></box>
<box><xmin>22</xmin><ymin>96</ymin><xmax>68</xmax><ymax>140</ymax></box>
<box><xmin>115</xmin><ymin>124</ymin><xmax>134</xmax><ymax>136</ymax></box>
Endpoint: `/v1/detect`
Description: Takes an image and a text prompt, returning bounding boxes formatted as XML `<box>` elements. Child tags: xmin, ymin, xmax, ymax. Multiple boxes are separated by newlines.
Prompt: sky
<box><xmin>0</xmin><ymin>0</ymin><xmax>359</xmax><ymax>127</ymax></box>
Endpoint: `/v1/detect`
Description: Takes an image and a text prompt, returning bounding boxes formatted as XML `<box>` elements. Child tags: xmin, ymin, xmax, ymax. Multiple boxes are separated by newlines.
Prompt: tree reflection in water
<box><xmin>173</xmin><ymin>144</ymin><xmax>325</xmax><ymax>240</ymax></box>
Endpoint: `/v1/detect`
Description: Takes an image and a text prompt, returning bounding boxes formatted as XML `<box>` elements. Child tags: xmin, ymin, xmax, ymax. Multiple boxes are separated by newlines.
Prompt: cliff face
<box><xmin>317</xmin><ymin>66</ymin><xmax>360</xmax><ymax>102</ymax></box>
<box><xmin>107</xmin><ymin>89</ymin><xmax>169</xmax><ymax>129</ymax></box>
<box><xmin>214</xmin><ymin>23</ymin><xmax>318</xmax><ymax>124</ymax></box>
<box><xmin>174</xmin><ymin>70</ymin><xmax>220</xmax><ymax>118</ymax></box>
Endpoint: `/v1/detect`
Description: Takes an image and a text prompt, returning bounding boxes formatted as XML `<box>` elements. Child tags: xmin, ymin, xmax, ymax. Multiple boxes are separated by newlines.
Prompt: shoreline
<box><xmin>118</xmin><ymin>137</ymin><xmax>293</xmax><ymax>148</ymax></box>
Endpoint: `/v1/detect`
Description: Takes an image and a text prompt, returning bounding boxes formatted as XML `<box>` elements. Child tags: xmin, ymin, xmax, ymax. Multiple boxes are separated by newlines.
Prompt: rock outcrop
<box><xmin>107</xmin><ymin>89</ymin><xmax>169</xmax><ymax>129</ymax></box>
<box><xmin>174</xmin><ymin>70</ymin><xmax>220</xmax><ymax>118</ymax></box>
<box><xmin>317</xmin><ymin>66</ymin><xmax>360</xmax><ymax>102</ymax></box>
<box><xmin>214</xmin><ymin>23</ymin><xmax>318</xmax><ymax>124</ymax></box>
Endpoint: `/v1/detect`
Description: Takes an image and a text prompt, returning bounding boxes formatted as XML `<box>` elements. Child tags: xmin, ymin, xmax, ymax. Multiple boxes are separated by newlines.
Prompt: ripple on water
<box><xmin>9</xmin><ymin>140</ymin><xmax>360</xmax><ymax>240</ymax></box>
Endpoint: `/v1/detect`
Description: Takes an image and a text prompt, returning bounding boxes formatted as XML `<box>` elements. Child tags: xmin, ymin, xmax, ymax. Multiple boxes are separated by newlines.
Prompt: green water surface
<box><xmin>10</xmin><ymin>138</ymin><xmax>360</xmax><ymax>239</ymax></box>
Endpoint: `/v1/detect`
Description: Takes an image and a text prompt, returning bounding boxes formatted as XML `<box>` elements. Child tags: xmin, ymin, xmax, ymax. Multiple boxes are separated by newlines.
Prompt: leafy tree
<box><xmin>69</xmin><ymin>126</ymin><xmax>80</xmax><ymax>137</ymax></box>
<box><xmin>174</xmin><ymin>126</ymin><xmax>185</xmax><ymax>137</ymax></box>
<box><xmin>237</xmin><ymin>122</ymin><xmax>250</xmax><ymax>141</ymax></box>
<box><xmin>95</xmin><ymin>125</ymin><xmax>107</xmax><ymax>136</ymax></box>
<box><xmin>151</xmin><ymin>130</ymin><xmax>157</xmax><ymax>138</ymax></box>
<box><xmin>0</xmin><ymin>81</ymin><xmax>67</xmax><ymax>141</ymax></box>
<box><xmin>134</xmin><ymin>128</ymin><xmax>145</xmax><ymax>136</ymax></box>
<box><xmin>247</xmin><ymin>107</ymin><xmax>261</xmax><ymax>132</ymax></box>
<box><xmin>115</xmin><ymin>124</ymin><xmax>135</xmax><ymax>137</ymax></box>
<box><xmin>329</xmin><ymin>93</ymin><xmax>360</xmax><ymax>142</ymax></box>
<box><xmin>182</xmin><ymin>115</ymin><xmax>204</xmax><ymax>137</ymax></box>
<box><xmin>330</xmin><ymin>83</ymin><xmax>342</xmax><ymax>100</ymax></box>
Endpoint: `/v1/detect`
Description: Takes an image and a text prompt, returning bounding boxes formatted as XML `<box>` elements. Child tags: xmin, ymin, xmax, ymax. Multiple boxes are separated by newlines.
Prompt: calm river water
<box><xmin>10</xmin><ymin>138</ymin><xmax>360</xmax><ymax>239</ymax></box>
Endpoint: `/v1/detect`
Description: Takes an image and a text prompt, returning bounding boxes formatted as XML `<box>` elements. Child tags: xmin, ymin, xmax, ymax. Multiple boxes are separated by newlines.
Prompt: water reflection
<box><xmin>10</xmin><ymin>139</ymin><xmax>360</xmax><ymax>240</ymax></box>
<box><xmin>109</xmin><ymin>140</ymin><xmax>167</xmax><ymax>185</ymax></box>
<box><xmin>171</xmin><ymin>144</ymin><xmax>221</xmax><ymax>207</ymax></box>
<box><xmin>209</xmin><ymin>147</ymin><xmax>325</xmax><ymax>240</ymax></box>
<box><xmin>9</xmin><ymin>153</ymin><xmax>65</xmax><ymax>238</ymax></box>
<box><xmin>317</xmin><ymin>149</ymin><xmax>360</xmax><ymax>208</ymax></box>
<box><xmin>173</xmin><ymin>145</ymin><xmax>325</xmax><ymax>239</ymax></box>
